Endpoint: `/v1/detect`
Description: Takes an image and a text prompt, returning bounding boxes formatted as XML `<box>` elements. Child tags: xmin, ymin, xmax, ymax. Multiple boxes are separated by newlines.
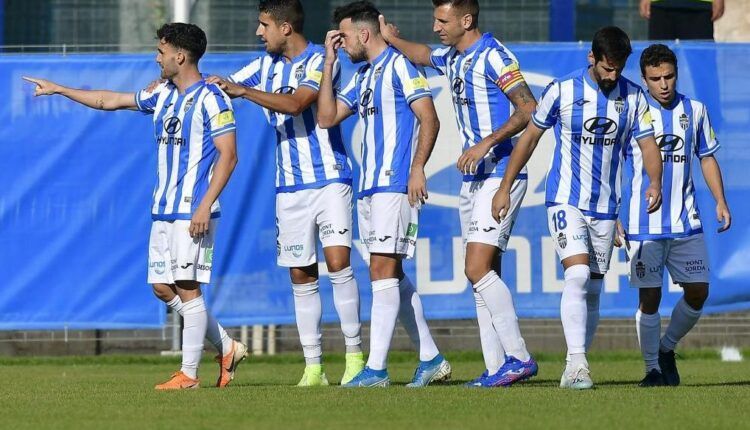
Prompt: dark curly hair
<box><xmin>156</xmin><ymin>23</ymin><xmax>207</xmax><ymax>63</ymax></box>
<box><xmin>640</xmin><ymin>43</ymin><xmax>678</xmax><ymax>76</ymax></box>
<box><xmin>591</xmin><ymin>26</ymin><xmax>632</xmax><ymax>65</ymax></box>
<box><xmin>333</xmin><ymin>1</ymin><xmax>380</xmax><ymax>30</ymax></box>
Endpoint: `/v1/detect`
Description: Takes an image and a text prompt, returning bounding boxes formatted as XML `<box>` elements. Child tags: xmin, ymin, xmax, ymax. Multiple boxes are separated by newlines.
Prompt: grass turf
<box><xmin>0</xmin><ymin>350</ymin><xmax>749</xmax><ymax>429</ymax></box>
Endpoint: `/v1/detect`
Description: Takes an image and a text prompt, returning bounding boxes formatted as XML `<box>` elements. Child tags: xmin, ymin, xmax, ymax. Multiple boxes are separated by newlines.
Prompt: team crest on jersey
<box><xmin>373</xmin><ymin>66</ymin><xmax>383</xmax><ymax>80</ymax></box>
<box><xmin>462</xmin><ymin>57</ymin><xmax>473</xmax><ymax>73</ymax></box>
<box><xmin>183</xmin><ymin>97</ymin><xmax>194</xmax><ymax>113</ymax></box>
<box><xmin>679</xmin><ymin>113</ymin><xmax>689</xmax><ymax>130</ymax></box>
<box><xmin>557</xmin><ymin>232</ymin><xmax>567</xmax><ymax>249</ymax></box>
<box><xmin>636</xmin><ymin>261</ymin><xmax>646</xmax><ymax>279</ymax></box>
<box><xmin>614</xmin><ymin>96</ymin><xmax>624</xmax><ymax>114</ymax></box>
<box><xmin>295</xmin><ymin>65</ymin><xmax>305</xmax><ymax>80</ymax></box>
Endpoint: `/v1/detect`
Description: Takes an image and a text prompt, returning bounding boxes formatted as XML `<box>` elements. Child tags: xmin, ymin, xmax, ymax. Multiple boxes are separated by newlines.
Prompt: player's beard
<box><xmin>598</xmin><ymin>78</ymin><xmax>617</xmax><ymax>92</ymax></box>
<box><xmin>347</xmin><ymin>42</ymin><xmax>367</xmax><ymax>63</ymax></box>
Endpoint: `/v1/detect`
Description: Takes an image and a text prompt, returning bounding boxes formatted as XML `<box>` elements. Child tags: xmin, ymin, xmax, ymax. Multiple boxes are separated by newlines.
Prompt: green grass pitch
<box><xmin>1</xmin><ymin>350</ymin><xmax>749</xmax><ymax>429</ymax></box>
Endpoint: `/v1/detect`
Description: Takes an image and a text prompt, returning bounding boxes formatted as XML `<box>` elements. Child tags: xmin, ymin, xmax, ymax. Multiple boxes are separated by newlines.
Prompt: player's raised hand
<box><xmin>639</xmin><ymin>0</ymin><xmax>651</xmax><ymax>19</ymax></box>
<box><xmin>190</xmin><ymin>205</ymin><xmax>211</xmax><ymax>238</ymax></box>
<box><xmin>144</xmin><ymin>78</ymin><xmax>165</xmax><ymax>93</ymax></box>
<box><xmin>22</xmin><ymin>76</ymin><xmax>60</xmax><ymax>96</ymax></box>
<box><xmin>407</xmin><ymin>168</ymin><xmax>428</xmax><ymax>207</ymax></box>
<box><xmin>491</xmin><ymin>188</ymin><xmax>511</xmax><ymax>223</ymax></box>
<box><xmin>209</xmin><ymin>77</ymin><xmax>245</xmax><ymax>98</ymax></box>
<box><xmin>716</xmin><ymin>200</ymin><xmax>731</xmax><ymax>233</ymax></box>
<box><xmin>324</xmin><ymin>30</ymin><xmax>343</xmax><ymax>62</ymax></box>
<box><xmin>378</xmin><ymin>15</ymin><xmax>400</xmax><ymax>43</ymax></box>
<box><xmin>644</xmin><ymin>183</ymin><xmax>662</xmax><ymax>213</ymax></box>
<box><xmin>457</xmin><ymin>139</ymin><xmax>491</xmax><ymax>175</ymax></box>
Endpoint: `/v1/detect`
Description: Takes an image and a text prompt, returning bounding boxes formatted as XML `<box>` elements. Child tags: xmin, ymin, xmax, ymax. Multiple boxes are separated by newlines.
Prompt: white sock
<box><xmin>398</xmin><ymin>275</ymin><xmax>440</xmax><ymax>362</ymax></box>
<box><xmin>475</xmin><ymin>292</ymin><xmax>504</xmax><ymax>375</ymax></box>
<box><xmin>292</xmin><ymin>281</ymin><xmax>323</xmax><ymax>365</ymax></box>
<box><xmin>474</xmin><ymin>271</ymin><xmax>530</xmax><ymax>362</ymax></box>
<box><xmin>661</xmin><ymin>297</ymin><xmax>702</xmax><ymax>352</ymax></box>
<box><xmin>167</xmin><ymin>295</ymin><xmax>232</xmax><ymax>356</ymax></box>
<box><xmin>636</xmin><ymin>309</ymin><xmax>661</xmax><ymax>372</ymax></box>
<box><xmin>562</xmin><ymin>265</ymin><xmax>590</xmax><ymax>369</ymax></box>
<box><xmin>585</xmin><ymin>278</ymin><xmax>603</xmax><ymax>350</ymax></box>
<box><xmin>329</xmin><ymin>266</ymin><xmax>362</xmax><ymax>353</ymax></box>
<box><xmin>180</xmin><ymin>296</ymin><xmax>208</xmax><ymax>379</ymax></box>
<box><xmin>367</xmin><ymin>278</ymin><xmax>400</xmax><ymax>370</ymax></box>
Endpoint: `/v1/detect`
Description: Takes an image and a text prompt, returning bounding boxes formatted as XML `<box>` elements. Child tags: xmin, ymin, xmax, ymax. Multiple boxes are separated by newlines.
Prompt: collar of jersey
<box><xmin>647</xmin><ymin>91</ymin><xmax>682</xmax><ymax>111</ymax></box>
<box><xmin>368</xmin><ymin>45</ymin><xmax>393</xmax><ymax>67</ymax></box>
<box><xmin>178</xmin><ymin>79</ymin><xmax>205</xmax><ymax>96</ymax></box>
<box><xmin>458</xmin><ymin>32</ymin><xmax>491</xmax><ymax>57</ymax></box>
<box><xmin>277</xmin><ymin>41</ymin><xmax>314</xmax><ymax>64</ymax></box>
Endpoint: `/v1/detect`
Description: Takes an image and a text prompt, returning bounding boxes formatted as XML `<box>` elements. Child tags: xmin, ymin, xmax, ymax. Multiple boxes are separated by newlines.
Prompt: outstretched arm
<box><xmin>379</xmin><ymin>15</ymin><xmax>432</xmax><ymax>67</ymax></box>
<box><xmin>23</xmin><ymin>76</ymin><xmax>137</xmax><ymax>111</ymax></box>
<box><xmin>207</xmin><ymin>75</ymin><xmax>318</xmax><ymax>116</ymax></box>
<box><xmin>700</xmin><ymin>155</ymin><xmax>731</xmax><ymax>232</ymax></box>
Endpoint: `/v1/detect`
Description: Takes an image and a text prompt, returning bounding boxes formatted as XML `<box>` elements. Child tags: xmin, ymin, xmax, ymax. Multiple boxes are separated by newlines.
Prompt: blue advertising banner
<box><xmin>2</xmin><ymin>42</ymin><xmax>749</xmax><ymax>329</ymax></box>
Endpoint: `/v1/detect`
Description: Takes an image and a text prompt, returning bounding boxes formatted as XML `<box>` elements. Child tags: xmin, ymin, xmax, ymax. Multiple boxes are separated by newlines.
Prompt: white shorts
<box><xmin>147</xmin><ymin>219</ymin><xmax>217</xmax><ymax>284</ymax></box>
<box><xmin>547</xmin><ymin>204</ymin><xmax>616</xmax><ymax>274</ymax></box>
<box><xmin>357</xmin><ymin>192</ymin><xmax>419</xmax><ymax>259</ymax></box>
<box><xmin>276</xmin><ymin>183</ymin><xmax>353</xmax><ymax>267</ymax></box>
<box><xmin>626</xmin><ymin>233</ymin><xmax>710</xmax><ymax>288</ymax></box>
<box><xmin>459</xmin><ymin>177</ymin><xmax>527</xmax><ymax>252</ymax></box>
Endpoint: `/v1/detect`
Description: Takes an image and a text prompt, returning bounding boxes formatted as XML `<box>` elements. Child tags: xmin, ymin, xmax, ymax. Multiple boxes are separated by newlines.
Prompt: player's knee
<box><xmin>683</xmin><ymin>283</ymin><xmax>709</xmax><ymax>310</ymax></box>
<box><xmin>325</xmin><ymin>256</ymin><xmax>350</xmax><ymax>274</ymax></box>
<box><xmin>369</xmin><ymin>257</ymin><xmax>398</xmax><ymax>281</ymax></box>
<box><xmin>464</xmin><ymin>259</ymin><xmax>492</xmax><ymax>285</ymax></box>
<box><xmin>290</xmin><ymin>266</ymin><xmax>318</xmax><ymax>284</ymax></box>
<box><xmin>151</xmin><ymin>283</ymin><xmax>174</xmax><ymax>302</ymax></box>
<box><xmin>639</xmin><ymin>287</ymin><xmax>662</xmax><ymax>313</ymax></box>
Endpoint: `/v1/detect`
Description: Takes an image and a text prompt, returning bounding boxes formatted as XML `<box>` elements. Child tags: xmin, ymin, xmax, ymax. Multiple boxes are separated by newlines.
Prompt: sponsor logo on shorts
<box><xmin>635</xmin><ymin>261</ymin><xmax>646</xmax><ymax>279</ymax></box>
<box><xmin>320</xmin><ymin>223</ymin><xmax>335</xmax><ymax>238</ymax></box>
<box><xmin>181</xmin><ymin>262</ymin><xmax>193</xmax><ymax>269</ymax></box>
<box><xmin>338</xmin><ymin>228</ymin><xmax>349</xmax><ymax>235</ymax></box>
<box><xmin>284</xmin><ymin>244</ymin><xmax>305</xmax><ymax>258</ymax></box>
<box><xmin>149</xmin><ymin>260</ymin><xmax>166</xmax><ymax>275</ymax></box>
<box><xmin>589</xmin><ymin>250</ymin><xmax>608</xmax><ymax>264</ymax></box>
<box><xmin>197</xmin><ymin>264</ymin><xmax>211</xmax><ymax>271</ymax></box>
<box><xmin>406</xmin><ymin>223</ymin><xmax>418</xmax><ymax>238</ymax></box>
<box><xmin>204</xmin><ymin>248</ymin><xmax>213</xmax><ymax>264</ymax></box>
<box><xmin>685</xmin><ymin>259</ymin><xmax>706</xmax><ymax>274</ymax></box>
<box><xmin>572</xmin><ymin>234</ymin><xmax>587</xmax><ymax>241</ymax></box>
<box><xmin>557</xmin><ymin>232</ymin><xmax>567</xmax><ymax>249</ymax></box>
<box><xmin>482</xmin><ymin>226</ymin><xmax>497</xmax><ymax>232</ymax></box>
<box><xmin>378</xmin><ymin>235</ymin><xmax>392</xmax><ymax>242</ymax></box>
<box><xmin>468</xmin><ymin>221</ymin><xmax>479</xmax><ymax>234</ymax></box>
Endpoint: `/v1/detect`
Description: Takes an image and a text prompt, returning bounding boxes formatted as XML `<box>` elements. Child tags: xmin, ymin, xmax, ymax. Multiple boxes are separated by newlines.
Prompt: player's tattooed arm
<box><xmin>408</xmin><ymin>97</ymin><xmax>440</xmax><ymax>206</ymax></box>
<box><xmin>378</xmin><ymin>15</ymin><xmax>432</xmax><ymax>67</ymax></box>
<box><xmin>22</xmin><ymin>76</ymin><xmax>137</xmax><ymax>111</ymax></box>
<box><xmin>456</xmin><ymin>81</ymin><xmax>537</xmax><ymax>174</ymax></box>
<box><xmin>317</xmin><ymin>30</ymin><xmax>354</xmax><ymax>128</ymax></box>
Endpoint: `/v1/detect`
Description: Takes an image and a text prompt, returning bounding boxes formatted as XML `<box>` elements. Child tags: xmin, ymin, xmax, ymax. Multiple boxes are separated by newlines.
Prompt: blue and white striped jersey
<box><xmin>430</xmin><ymin>33</ymin><xmax>528</xmax><ymax>182</ymax></box>
<box><xmin>532</xmin><ymin>67</ymin><xmax>654</xmax><ymax>219</ymax></box>
<box><xmin>228</xmin><ymin>43</ymin><xmax>352</xmax><ymax>193</ymax></box>
<box><xmin>338</xmin><ymin>46</ymin><xmax>432</xmax><ymax>197</ymax></box>
<box><xmin>135</xmin><ymin>79</ymin><xmax>236</xmax><ymax>221</ymax></box>
<box><xmin>622</xmin><ymin>93</ymin><xmax>719</xmax><ymax>239</ymax></box>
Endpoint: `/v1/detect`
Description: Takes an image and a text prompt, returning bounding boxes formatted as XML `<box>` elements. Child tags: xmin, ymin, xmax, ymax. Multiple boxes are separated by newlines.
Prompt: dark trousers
<box><xmin>649</xmin><ymin>6</ymin><xmax>714</xmax><ymax>40</ymax></box>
